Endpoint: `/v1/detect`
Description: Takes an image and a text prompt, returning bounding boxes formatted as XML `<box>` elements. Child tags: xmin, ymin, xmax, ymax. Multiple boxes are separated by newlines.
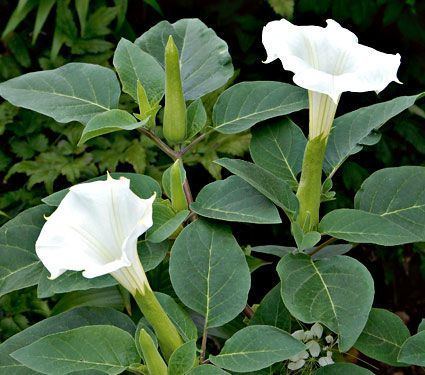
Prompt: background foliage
<box><xmin>0</xmin><ymin>0</ymin><xmax>424</xmax><ymax>372</ymax></box>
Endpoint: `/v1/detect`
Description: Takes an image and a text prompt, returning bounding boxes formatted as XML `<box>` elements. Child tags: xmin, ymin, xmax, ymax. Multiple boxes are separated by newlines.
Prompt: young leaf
<box><xmin>216</xmin><ymin>158</ymin><xmax>298</xmax><ymax>220</ymax></box>
<box><xmin>277</xmin><ymin>253</ymin><xmax>374</xmax><ymax>352</ymax></box>
<box><xmin>250</xmin><ymin>283</ymin><xmax>291</xmax><ymax>332</ymax></box>
<box><xmin>250</xmin><ymin>118</ymin><xmax>307</xmax><ymax>189</ymax></box>
<box><xmin>186</xmin><ymin>99</ymin><xmax>207</xmax><ymax>139</ymax></box>
<box><xmin>78</xmin><ymin>109</ymin><xmax>145</xmax><ymax>145</ymax></box>
<box><xmin>2</xmin><ymin>0</ymin><xmax>38</xmax><ymax>38</ymax></box>
<box><xmin>324</xmin><ymin>93</ymin><xmax>424</xmax><ymax>177</ymax></box>
<box><xmin>11</xmin><ymin>325</ymin><xmax>140</xmax><ymax>374</ymax></box>
<box><xmin>191</xmin><ymin>176</ymin><xmax>281</xmax><ymax>224</ymax></box>
<box><xmin>0</xmin><ymin>63</ymin><xmax>121</xmax><ymax>125</ymax></box>
<box><xmin>209</xmin><ymin>325</ymin><xmax>305</xmax><ymax>372</ymax></box>
<box><xmin>169</xmin><ymin>220</ymin><xmax>250</xmax><ymax>328</ymax></box>
<box><xmin>354</xmin><ymin>308</ymin><xmax>410</xmax><ymax>366</ymax></box>
<box><xmin>212</xmin><ymin>81</ymin><xmax>308</xmax><ymax>134</ymax></box>
<box><xmin>0</xmin><ymin>306</ymin><xmax>135</xmax><ymax>374</ymax></box>
<box><xmin>398</xmin><ymin>330</ymin><xmax>425</xmax><ymax>366</ymax></box>
<box><xmin>168</xmin><ymin>340</ymin><xmax>197</xmax><ymax>375</ymax></box>
<box><xmin>32</xmin><ymin>0</ymin><xmax>56</xmax><ymax>44</ymax></box>
<box><xmin>113</xmin><ymin>38</ymin><xmax>164</xmax><ymax>103</ymax></box>
<box><xmin>75</xmin><ymin>0</ymin><xmax>89</xmax><ymax>36</ymax></box>
<box><xmin>136</xmin><ymin>18</ymin><xmax>233</xmax><ymax>100</ymax></box>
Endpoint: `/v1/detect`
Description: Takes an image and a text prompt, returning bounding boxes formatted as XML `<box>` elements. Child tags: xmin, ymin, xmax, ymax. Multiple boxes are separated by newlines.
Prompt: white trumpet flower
<box><xmin>262</xmin><ymin>18</ymin><xmax>401</xmax><ymax>138</ymax></box>
<box><xmin>36</xmin><ymin>174</ymin><xmax>155</xmax><ymax>296</ymax></box>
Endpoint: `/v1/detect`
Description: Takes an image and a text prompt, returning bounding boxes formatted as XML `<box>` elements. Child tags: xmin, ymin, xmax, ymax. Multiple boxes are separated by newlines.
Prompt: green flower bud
<box><xmin>170</xmin><ymin>159</ymin><xmax>188</xmax><ymax>212</ymax></box>
<box><xmin>163</xmin><ymin>35</ymin><xmax>187</xmax><ymax>144</ymax></box>
<box><xmin>138</xmin><ymin>329</ymin><xmax>168</xmax><ymax>375</ymax></box>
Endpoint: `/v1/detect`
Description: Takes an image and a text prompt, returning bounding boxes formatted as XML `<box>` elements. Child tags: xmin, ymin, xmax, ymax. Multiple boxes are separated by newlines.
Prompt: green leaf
<box><xmin>188</xmin><ymin>365</ymin><xmax>229</xmax><ymax>374</ymax></box>
<box><xmin>168</xmin><ymin>340</ymin><xmax>197</xmax><ymax>375</ymax></box>
<box><xmin>0</xmin><ymin>63</ymin><xmax>120</xmax><ymax>125</ymax></box>
<box><xmin>324</xmin><ymin>94</ymin><xmax>424</xmax><ymax>177</ymax></box>
<box><xmin>169</xmin><ymin>220</ymin><xmax>250</xmax><ymax>328</ymax></box>
<box><xmin>191</xmin><ymin>176</ymin><xmax>281</xmax><ymax>224</ymax></box>
<box><xmin>79</xmin><ymin>109</ymin><xmax>144</xmax><ymax>145</ymax></box>
<box><xmin>277</xmin><ymin>253</ymin><xmax>374</xmax><ymax>352</ymax></box>
<box><xmin>11</xmin><ymin>325</ymin><xmax>139</xmax><ymax>375</ymax></box>
<box><xmin>42</xmin><ymin>172</ymin><xmax>161</xmax><ymax>206</ymax></box>
<box><xmin>314</xmin><ymin>363</ymin><xmax>374</xmax><ymax>374</ymax></box>
<box><xmin>398</xmin><ymin>330</ymin><xmax>425</xmax><ymax>366</ymax></box>
<box><xmin>32</xmin><ymin>0</ymin><xmax>56</xmax><ymax>44</ymax></box>
<box><xmin>250</xmin><ymin>118</ymin><xmax>306</xmax><ymax>189</ymax></box>
<box><xmin>2</xmin><ymin>0</ymin><xmax>38</xmax><ymax>38</ymax></box>
<box><xmin>113</xmin><ymin>38</ymin><xmax>164</xmax><ymax>103</ymax></box>
<box><xmin>186</xmin><ymin>99</ymin><xmax>207</xmax><ymax>139</ymax></box>
<box><xmin>250</xmin><ymin>284</ymin><xmax>291</xmax><ymax>332</ymax></box>
<box><xmin>0</xmin><ymin>205</ymin><xmax>53</xmax><ymax>298</ymax></box>
<box><xmin>319</xmin><ymin>209</ymin><xmax>414</xmax><ymax>246</ymax></box>
<box><xmin>37</xmin><ymin>268</ymin><xmax>116</xmax><ymax>298</ymax></box>
<box><xmin>0</xmin><ymin>306</ymin><xmax>135</xmax><ymax>374</ymax></box>
<box><xmin>209</xmin><ymin>325</ymin><xmax>305</xmax><ymax>372</ymax></box>
<box><xmin>354</xmin><ymin>308</ymin><xmax>410</xmax><ymax>366</ymax></box>
<box><xmin>216</xmin><ymin>158</ymin><xmax>298</xmax><ymax>220</ymax></box>
<box><xmin>136</xmin><ymin>18</ymin><xmax>233</xmax><ymax>100</ymax></box>
<box><xmin>355</xmin><ymin>166</ymin><xmax>425</xmax><ymax>243</ymax></box>
<box><xmin>308</xmin><ymin>244</ymin><xmax>353</xmax><ymax>260</ymax></box>
<box><xmin>138</xmin><ymin>240</ymin><xmax>169</xmax><ymax>271</ymax></box>
<box><xmin>251</xmin><ymin>245</ymin><xmax>293</xmax><ymax>257</ymax></box>
<box><xmin>155</xmin><ymin>292</ymin><xmax>198</xmax><ymax>342</ymax></box>
<box><xmin>212</xmin><ymin>81</ymin><xmax>308</xmax><ymax>134</ymax></box>
<box><xmin>146</xmin><ymin>204</ymin><xmax>189</xmax><ymax>243</ymax></box>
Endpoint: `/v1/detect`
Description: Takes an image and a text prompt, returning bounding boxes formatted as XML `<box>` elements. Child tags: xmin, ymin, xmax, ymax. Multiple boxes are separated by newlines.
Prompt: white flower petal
<box><xmin>287</xmin><ymin>359</ymin><xmax>305</xmax><ymax>371</ymax></box>
<box><xmin>318</xmin><ymin>356</ymin><xmax>334</xmax><ymax>367</ymax></box>
<box><xmin>291</xmin><ymin>330</ymin><xmax>306</xmax><ymax>341</ymax></box>
<box><xmin>36</xmin><ymin>176</ymin><xmax>155</xmax><ymax>291</ymax></box>
<box><xmin>325</xmin><ymin>335</ymin><xmax>334</xmax><ymax>344</ymax></box>
<box><xmin>262</xmin><ymin>18</ymin><xmax>400</xmax><ymax>100</ymax></box>
<box><xmin>311</xmin><ymin>322</ymin><xmax>323</xmax><ymax>339</ymax></box>
<box><xmin>289</xmin><ymin>350</ymin><xmax>309</xmax><ymax>362</ymax></box>
<box><xmin>306</xmin><ymin>340</ymin><xmax>321</xmax><ymax>357</ymax></box>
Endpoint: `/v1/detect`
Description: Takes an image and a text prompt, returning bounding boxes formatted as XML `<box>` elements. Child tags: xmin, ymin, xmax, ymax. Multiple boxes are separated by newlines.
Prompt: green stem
<box><xmin>135</xmin><ymin>288</ymin><xmax>184</xmax><ymax>361</ymax></box>
<box><xmin>296</xmin><ymin>136</ymin><xmax>328</xmax><ymax>232</ymax></box>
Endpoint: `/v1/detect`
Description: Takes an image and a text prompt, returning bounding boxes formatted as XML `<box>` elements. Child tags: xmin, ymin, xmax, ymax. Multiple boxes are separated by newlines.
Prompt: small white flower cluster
<box><xmin>287</xmin><ymin>323</ymin><xmax>336</xmax><ymax>371</ymax></box>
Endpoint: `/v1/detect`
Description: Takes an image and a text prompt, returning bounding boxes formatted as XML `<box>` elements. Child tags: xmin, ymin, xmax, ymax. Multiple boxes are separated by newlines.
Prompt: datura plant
<box><xmin>0</xmin><ymin>17</ymin><xmax>424</xmax><ymax>375</ymax></box>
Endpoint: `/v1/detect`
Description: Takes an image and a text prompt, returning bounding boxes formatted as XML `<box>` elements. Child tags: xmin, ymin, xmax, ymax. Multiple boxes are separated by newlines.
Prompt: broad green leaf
<box><xmin>188</xmin><ymin>365</ymin><xmax>229</xmax><ymax>374</ymax></box>
<box><xmin>37</xmin><ymin>268</ymin><xmax>116</xmax><ymax>298</ymax></box>
<box><xmin>212</xmin><ymin>81</ymin><xmax>308</xmax><ymax>134</ymax></box>
<box><xmin>354</xmin><ymin>308</ymin><xmax>410</xmax><ymax>366</ymax></box>
<box><xmin>168</xmin><ymin>340</ymin><xmax>197</xmax><ymax>375</ymax></box>
<box><xmin>136</xmin><ymin>18</ymin><xmax>233</xmax><ymax>100</ymax></box>
<box><xmin>398</xmin><ymin>331</ymin><xmax>425</xmax><ymax>366</ymax></box>
<box><xmin>155</xmin><ymin>292</ymin><xmax>198</xmax><ymax>342</ymax></box>
<box><xmin>209</xmin><ymin>325</ymin><xmax>305</xmax><ymax>372</ymax></box>
<box><xmin>324</xmin><ymin>94</ymin><xmax>424</xmax><ymax>177</ymax></box>
<box><xmin>319</xmin><ymin>209</ymin><xmax>414</xmax><ymax>246</ymax></box>
<box><xmin>191</xmin><ymin>176</ymin><xmax>281</xmax><ymax>224</ymax></box>
<box><xmin>0</xmin><ymin>63</ymin><xmax>120</xmax><ymax>125</ymax></box>
<box><xmin>314</xmin><ymin>363</ymin><xmax>373</xmax><ymax>374</ymax></box>
<box><xmin>146</xmin><ymin>203</ymin><xmax>188</xmax><ymax>243</ymax></box>
<box><xmin>42</xmin><ymin>172</ymin><xmax>161</xmax><ymax>206</ymax></box>
<box><xmin>32</xmin><ymin>0</ymin><xmax>56</xmax><ymax>44</ymax></box>
<box><xmin>250</xmin><ymin>284</ymin><xmax>291</xmax><ymax>332</ymax></box>
<box><xmin>0</xmin><ymin>204</ymin><xmax>53</xmax><ymax>298</ymax></box>
<box><xmin>2</xmin><ymin>0</ymin><xmax>38</xmax><ymax>38</ymax></box>
<box><xmin>11</xmin><ymin>325</ymin><xmax>139</xmax><ymax>375</ymax></box>
<box><xmin>250</xmin><ymin>118</ymin><xmax>306</xmax><ymax>188</ymax></box>
<box><xmin>138</xmin><ymin>240</ymin><xmax>169</xmax><ymax>271</ymax></box>
<box><xmin>79</xmin><ymin>109</ymin><xmax>144</xmax><ymax>145</ymax></box>
<box><xmin>51</xmin><ymin>287</ymin><xmax>124</xmax><ymax>315</ymax></box>
<box><xmin>277</xmin><ymin>253</ymin><xmax>374</xmax><ymax>352</ymax></box>
<box><xmin>355</xmin><ymin>166</ymin><xmax>425</xmax><ymax>243</ymax></box>
<box><xmin>169</xmin><ymin>220</ymin><xmax>250</xmax><ymax>328</ymax></box>
<box><xmin>113</xmin><ymin>38</ymin><xmax>164</xmax><ymax>103</ymax></box>
<box><xmin>187</xmin><ymin>99</ymin><xmax>207</xmax><ymax>139</ymax></box>
<box><xmin>0</xmin><ymin>306</ymin><xmax>135</xmax><ymax>375</ymax></box>
<box><xmin>216</xmin><ymin>158</ymin><xmax>298</xmax><ymax>220</ymax></box>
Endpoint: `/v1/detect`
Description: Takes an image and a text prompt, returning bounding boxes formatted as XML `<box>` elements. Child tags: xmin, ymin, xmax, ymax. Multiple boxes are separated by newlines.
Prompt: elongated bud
<box><xmin>138</xmin><ymin>329</ymin><xmax>168</xmax><ymax>375</ymax></box>
<box><xmin>170</xmin><ymin>159</ymin><xmax>188</xmax><ymax>212</ymax></box>
<box><xmin>163</xmin><ymin>35</ymin><xmax>187</xmax><ymax>144</ymax></box>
